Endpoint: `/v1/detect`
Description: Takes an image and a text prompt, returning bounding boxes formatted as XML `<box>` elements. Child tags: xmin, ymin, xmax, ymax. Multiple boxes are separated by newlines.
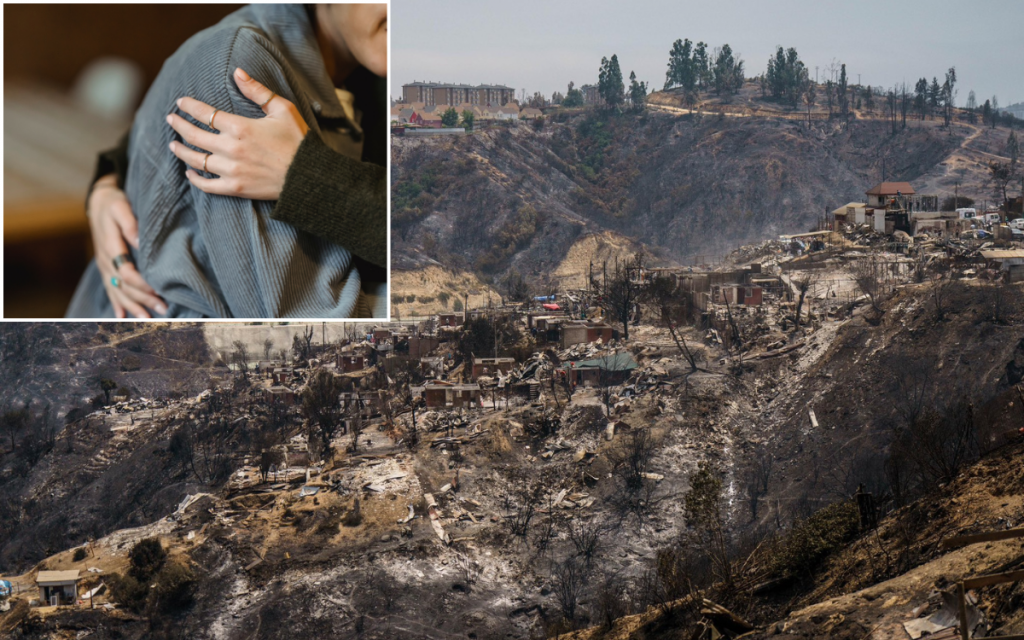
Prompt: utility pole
<box><xmin>815</xmin><ymin>66</ymin><xmax>819</xmax><ymax>84</ymax></box>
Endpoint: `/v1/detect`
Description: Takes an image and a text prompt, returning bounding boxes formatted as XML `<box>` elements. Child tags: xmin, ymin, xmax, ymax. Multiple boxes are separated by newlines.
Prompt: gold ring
<box><xmin>260</xmin><ymin>92</ymin><xmax>276</xmax><ymax>108</ymax></box>
<box><xmin>209</xmin><ymin>108</ymin><xmax>219</xmax><ymax>129</ymax></box>
<box><xmin>203</xmin><ymin>153</ymin><xmax>210</xmax><ymax>172</ymax></box>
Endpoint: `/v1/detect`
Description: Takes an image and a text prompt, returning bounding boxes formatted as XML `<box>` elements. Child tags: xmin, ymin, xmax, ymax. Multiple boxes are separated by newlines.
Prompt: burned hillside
<box><xmin>2</xmin><ymin>223</ymin><xmax>1023</xmax><ymax>639</ymax></box>
<box><xmin>391</xmin><ymin>109</ymin><xmax>970</xmax><ymax>291</ymax></box>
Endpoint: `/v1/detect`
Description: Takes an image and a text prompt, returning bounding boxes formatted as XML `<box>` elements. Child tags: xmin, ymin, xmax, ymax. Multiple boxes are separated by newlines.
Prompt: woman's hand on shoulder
<box><xmin>87</xmin><ymin>175</ymin><xmax>167</xmax><ymax>318</ymax></box>
<box><xmin>166</xmin><ymin>68</ymin><xmax>309</xmax><ymax>201</ymax></box>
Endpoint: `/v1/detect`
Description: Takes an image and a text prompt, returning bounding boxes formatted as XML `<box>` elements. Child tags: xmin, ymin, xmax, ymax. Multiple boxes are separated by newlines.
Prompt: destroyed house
<box><xmin>436</xmin><ymin>313</ymin><xmax>463</xmax><ymax>328</ymax></box>
<box><xmin>420</xmin><ymin>356</ymin><xmax>445</xmax><ymax>377</ymax></box>
<box><xmin>339</xmin><ymin>354</ymin><xmax>366</xmax><ymax>372</ymax></box>
<box><xmin>256</xmin><ymin>360</ymin><xmax>281</xmax><ymax>375</ymax></box>
<box><xmin>271</xmin><ymin>367</ymin><xmax>294</xmax><ymax>385</ymax></box>
<box><xmin>36</xmin><ymin>570</ymin><xmax>79</xmax><ymax>606</ymax></box>
<box><xmin>562</xmin><ymin>352</ymin><xmax>638</xmax><ymax>387</ymax></box>
<box><xmin>831</xmin><ymin>202</ymin><xmax>867</xmax><ymax>228</ymax></box>
<box><xmin>264</xmin><ymin>386</ymin><xmax>296</xmax><ymax>406</ymax></box>
<box><xmin>339</xmin><ymin>391</ymin><xmax>379</xmax><ymax>418</ymax></box>
<box><xmin>865</xmin><ymin>182</ymin><xmax>915</xmax><ymax>208</ymax></box>
<box><xmin>407</xmin><ymin>335</ymin><xmax>440</xmax><ymax>359</ymax></box>
<box><xmin>715</xmin><ymin>284</ymin><xmax>763</xmax><ymax>307</ymax></box>
<box><xmin>560</xmin><ymin>322</ymin><xmax>614</xmax><ymax>349</ymax></box>
<box><xmin>415</xmin><ymin>380</ymin><xmax>482</xmax><ymax>408</ymax></box>
<box><xmin>472</xmin><ymin>355</ymin><xmax>516</xmax><ymax>380</ymax></box>
<box><xmin>527</xmin><ymin>314</ymin><xmax>566</xmax><ymax>331</ymax></box>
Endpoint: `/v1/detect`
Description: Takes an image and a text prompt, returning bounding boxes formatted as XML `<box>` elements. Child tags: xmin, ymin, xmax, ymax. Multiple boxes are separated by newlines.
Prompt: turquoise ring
<box><xmin>110</xmin><ymin>276</ymin><xmax>121</xmax><ymax>289</ymax></box>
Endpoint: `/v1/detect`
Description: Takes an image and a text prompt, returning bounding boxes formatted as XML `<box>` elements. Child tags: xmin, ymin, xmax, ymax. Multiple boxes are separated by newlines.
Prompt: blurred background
<box><xmin>4</xmin><ymin>4</ymin><xmax>241</xmax><ymax>317</ymax></box>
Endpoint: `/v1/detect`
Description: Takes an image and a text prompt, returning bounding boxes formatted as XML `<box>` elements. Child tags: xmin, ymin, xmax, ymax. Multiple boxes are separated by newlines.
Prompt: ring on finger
<box><xmin>203</xmin><ymin>153</ymin><xmax>211</xmax><ymax>172</ymax></box>
<box><xmin>111</xmin><ymin>276</ymin><xmax>122</xmax><ymax>289</ymax></box>
<box><xmin>260</xmin><ymin>92</ymin><xmax>276</xmax><ymax>108</ymax></box>
<box><xmin>112</xmin><ymin>253</ymin><xmax>133</xmax><ymax>271</ymax></box>
<box><xmin>209</xmin><ymin>108</ymin><xmax>219</xmax><ymax>129</ymax></box>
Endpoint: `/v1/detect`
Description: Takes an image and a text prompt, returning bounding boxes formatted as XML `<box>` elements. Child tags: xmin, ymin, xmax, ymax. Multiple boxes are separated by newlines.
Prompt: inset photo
<box><xmin>4</xmin><ymin>3</ymin><xmax>388</xmax><ymax>319</ymax></box>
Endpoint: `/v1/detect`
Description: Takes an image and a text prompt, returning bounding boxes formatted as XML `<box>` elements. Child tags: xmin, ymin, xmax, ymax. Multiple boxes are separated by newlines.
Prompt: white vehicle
<box><xmin>984</xmin><ymin>212</ymin><xmax>1001</xmax><ymax>225</ymax></box>
<box><xmin>956</xmin><ymin>207</ymin><xmax>978</xmax><ymax>219</ymax></box>
<box><xmin>1010</xmin><ymin>218</ymin><xmax>1024</xmax><ymax>230</ymax></box>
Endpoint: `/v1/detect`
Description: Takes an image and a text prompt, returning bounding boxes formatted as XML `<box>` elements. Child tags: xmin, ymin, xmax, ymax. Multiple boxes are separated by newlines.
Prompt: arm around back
<box><xmin>270</xmin><ymin>131</ymin><xmax>387</xmax><ymax>269</ymax></box>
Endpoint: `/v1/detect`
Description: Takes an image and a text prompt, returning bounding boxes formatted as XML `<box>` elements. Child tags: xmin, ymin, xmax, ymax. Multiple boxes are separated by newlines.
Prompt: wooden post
<box><xmin>957</xmin><ymin>582</ymin><xmax>969</xmax><ymax>640</ymax></box>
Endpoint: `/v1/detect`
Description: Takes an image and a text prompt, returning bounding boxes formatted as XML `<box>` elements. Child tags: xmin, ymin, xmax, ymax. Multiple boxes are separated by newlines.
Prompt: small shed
<box><xmin>472</xmin><ymin>356</ymin><xmax>515</xmax><ymax>380</ymax></box>
<box><xmin>339</xmin><ymin>355</ymin><xmax>366</xmax><ymax>373</ymax></box>
<box><xmin>36</xmin><ymin>570</ymin><xmax>80</xmax><ymax>606</ymax></box>
<box><xmin>264</xmin><ymin>386</ymin><xmax>296</xmax><ymax>406</ymax></box>
<box><xmin>560</xmin><ymin>323</ymin><xmax>614</xmax><ymax>349</ymax></box>
<box><xmin>981</xmin><ymin>249</ymin><xmax>1024</xmax><ymax>282</ymax></box>
<box><xmin>562</xmin><ymin>352</ymin><xmax>638</xmax><ymax>387</ymax></box>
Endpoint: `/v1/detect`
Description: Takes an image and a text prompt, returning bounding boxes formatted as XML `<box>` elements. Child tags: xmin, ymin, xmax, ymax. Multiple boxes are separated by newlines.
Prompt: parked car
<box><xmin>1009</xmin><ymin>218</ymin><xmax>1024</xmax><ymax>230</ymax></box>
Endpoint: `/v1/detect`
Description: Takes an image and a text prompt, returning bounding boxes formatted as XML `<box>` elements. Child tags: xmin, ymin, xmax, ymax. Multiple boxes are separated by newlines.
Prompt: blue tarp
<box><xmin>0</xmin><ymin>579</ymin><xmax>12</xmax><ymax>596</ymax></box>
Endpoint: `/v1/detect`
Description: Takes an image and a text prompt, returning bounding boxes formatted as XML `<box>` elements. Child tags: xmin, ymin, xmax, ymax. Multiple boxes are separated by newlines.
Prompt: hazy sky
<box><xmin>391</xmin><ymin>0</ymin><xmax>1024</xmax><ymax>107</ymax></box>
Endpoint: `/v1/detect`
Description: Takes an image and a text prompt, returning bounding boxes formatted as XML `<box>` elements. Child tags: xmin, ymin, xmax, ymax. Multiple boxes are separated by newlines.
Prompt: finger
<box><xmin>166</xmin><ymin>112</ymin><xmax>217</xmax><ymax>152</ymax></box>
<box><xmin>176</xmin><ymin>95</ymin><xmax>242</xmax><ymax>136</ymax></box>
<box><xmin>108</xmin><ymin>198</ymin><xmax>139</xmax><ymax>249</ymax></box>
<box><xmin>119</xmin><ymin>281</ymin><xmax>167</xmax><ymax>316</ymax></box>
<box><xmin>116</xmin><ymin>262</ymin><xmax>158</xmax><ymax>297</ymax></box>
<box><xmin>110</xmin><ymin>284</ymin><xmax>150</xmax><ymax>319</ymax></box>
<box><xmin>185</xmin><ymin>169</ymin><xmax>236</xmax><ymax>196</ymax></box>
<box><xmin>174</xmin><ymin>96</ymin><xmax>217</xmax><ymax>126</ymax></box>
<box><xmin>101</xmin><ymin>218</ymin><xmax>131</xmax><ymax>273</ymax></box>
<box><xmin>170</xmin><ymin>140</ymin><xmax>218</xmax><ymax>174</ymax></box>
<box><xmin>103</xmin><ymin>282</ymin><xmax>126</xmax><ymax>319</ymax></box>
<box><xmin>234</xmin><ymin>68</ymin><xmax>289</xmax><ymax>116</ymax></box>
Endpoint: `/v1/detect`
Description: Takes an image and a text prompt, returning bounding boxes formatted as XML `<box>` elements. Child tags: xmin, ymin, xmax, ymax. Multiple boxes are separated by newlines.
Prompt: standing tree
<box><xmin>914</xmin><ymin>78</ymin><xmax>928</xmax><ymax>120</ymax></box>
<box><xmin>460</xmin><ymin>109</ymin><xmax>475</xmax><ymax>130</ymax></box>
<box><xmin>628</xmin><ymin>71</ymin><xmax>648</xmax><ymax>111</ymax></box>
<box><xmin>712</xmin><ymin>44</ymin><xmax>743</xmax><ymax>98</ymax></box>
<box><xmin>664</xmin><ymin>38</ymin><xmax>696</xmax><ymax>105</ymax></box>
<box><xmin>928</xmin><ymin>77</ymin><xmax>942</xmax><ymax>115</ymax></box>
<box><xmin>302</xmin><ymin>368</ymin><xmax>344</xmax><ymax>462</ymax></box>
<box><xmin>291</xmin><ymin>325</ymin><xmax>315</xmax><ymax>362</ymax></box>
<box><xmin>1007</xmin><ymin>130</ymin><xmax>1020</xmax><ymax>172</ymax></box>
<box><xmin>983</xmin><ymin>99</ymin><xmax>993</xmax><ymax>129</ymax></box>
<box><xmin>766</xmin><ymin>46</ymin><xmax>807</xmax><ymax>107</ymax></box>
<box><xmin>941</xmin><ymin>67</ymin><xmax>957</xmax><ymax>128</ymax></box>
<box><xmin>837</xmin><ymin>63</ymin><xmax>850</xmax><ymax>119</ymax></box>
<box><xmin>563</xmin><ymin>81</ymin><xmax>584</xmax><ymax>108</ymax></box>
<box><xmin>262</xmin><ymin>338</ymin><xmax>274</xmax><ymax>361</ymax></box>
<box><xmin>598</xmin><ymin>55</ymin><xmax>625</xmax><ymax>107</ymax></box>
<box><xmin>99</xmin><ymin>378</ymin><xmax>118</xmax><ymax>404</ymax></box>
<box><xmin>594</xmin><ymin>253</ymin><xmax>644</xmax><ymax>341</ymax></box>
<box><xmin>440</xmin><ymin>107</ymin><xmax>459</xmax><ymax>128</ymax></box>
<box><xmin>683</xmin><ymin>461</ymin><xmax>732</xmax><ymax>586</ymax></box>
<box><xmin>803</xmin><ymin>79</ymin><xmax>817</xmax><ymax>125</ymax></box>
<box><xmin>231</xmin><ymin>340</ymin><xmax>251</xmax><ymax>381</ymax></box>
<box><xmin>2</xmin><ymin>406</ymin><xmax>28</xmax><ymax>452</ymax></box>
<box><xmin>989</xmin><ymin>161</ymin><xmax>1015</xmax><ymax>211</ymax></box>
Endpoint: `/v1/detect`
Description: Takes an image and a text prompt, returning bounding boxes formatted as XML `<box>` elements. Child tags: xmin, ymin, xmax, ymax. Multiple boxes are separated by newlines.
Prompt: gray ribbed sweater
<box><xmin>67</xmin><ymin>4</ymin><xmax>372</xmax><ymax>318</ymax></box>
